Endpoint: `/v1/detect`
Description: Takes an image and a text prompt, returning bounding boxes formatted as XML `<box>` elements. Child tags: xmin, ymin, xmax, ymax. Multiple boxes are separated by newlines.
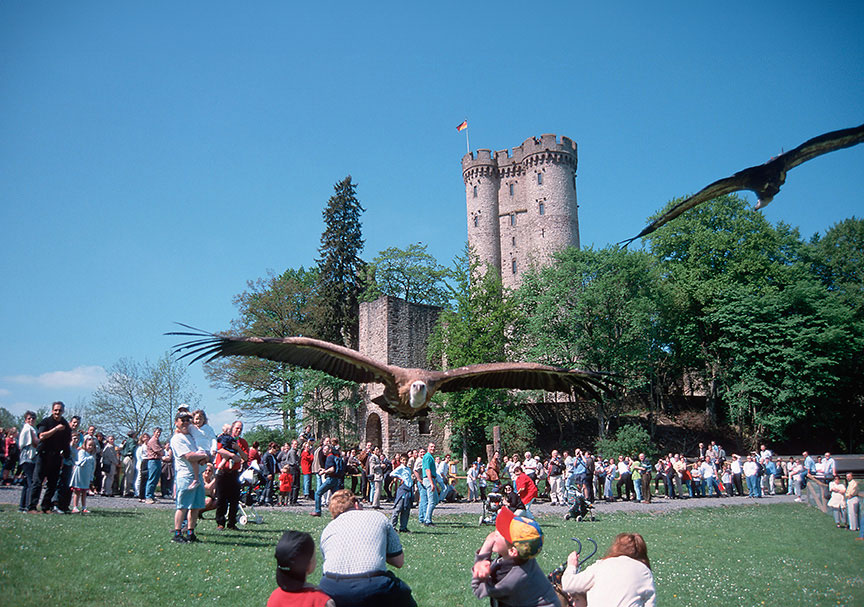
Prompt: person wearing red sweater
<box><xmin>514</xmin><ymin>465</ymin><xmax>538</xmax><ymax>518</ymax></box>
<box><xmin>278</xmin><ymin>466</ymin><xmax>293</xmax><ymax>506</ymax></box>
<box><xmin>301</xmin><ymin>442</ymin><xmax>315</xmax><ymax>500</ymax></box>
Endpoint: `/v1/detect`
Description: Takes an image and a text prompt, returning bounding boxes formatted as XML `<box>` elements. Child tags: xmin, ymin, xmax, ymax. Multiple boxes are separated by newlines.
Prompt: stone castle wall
<box><xmin>463</xmin><ymin>134</ymin><xmax>580</xmax><ymax>289</ymax></box>
<box><xmin>358</xmin><ymin>296</ymin><xmax>449</xmax><ymax>456</ymax></box>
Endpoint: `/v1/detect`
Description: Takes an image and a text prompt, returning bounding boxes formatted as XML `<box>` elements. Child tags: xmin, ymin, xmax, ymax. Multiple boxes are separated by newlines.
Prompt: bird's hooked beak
<box><xmin>754</xmin><ymin>195</ymin><xmax>773</xmax><ymax>211</ymax></box>
<box><xmin>409</xmin><ymin>381</ymin><xmax>428</xmax><ymax>409</ymax></box>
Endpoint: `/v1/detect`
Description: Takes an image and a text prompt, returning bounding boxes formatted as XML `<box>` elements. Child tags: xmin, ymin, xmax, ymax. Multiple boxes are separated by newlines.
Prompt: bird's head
<box><xmin>408</xmin><ymin>381</ymin><xmax>428</xmax><ymax>409</ymax></box>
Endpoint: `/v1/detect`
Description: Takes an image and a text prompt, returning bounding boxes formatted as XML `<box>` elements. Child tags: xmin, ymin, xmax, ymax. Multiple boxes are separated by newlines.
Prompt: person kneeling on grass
<box><xmin>267</xmin><ymin>530</ymin><xmax>334</xmax><ymax>607</ymax></box>
<box><xmin>169</xmin><ymin>412</ymin><xmax>209</xmax><ymax>543</ymax></box>
<box><xmin>470</xmin><ymin>507</ymin><xmax>560</xmax><ymax>607</ymax></box>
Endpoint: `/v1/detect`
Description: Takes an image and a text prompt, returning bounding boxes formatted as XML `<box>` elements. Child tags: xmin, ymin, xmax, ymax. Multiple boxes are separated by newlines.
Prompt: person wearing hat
<box><xmin>267</xmin><ymin>530</ymin><xmax>334</xmax><ymax>607</ymax></box>
<box><xmin>470</xmin><ymin>507</ymin><xmax>559</xmax><ymax>606</ymax></box>
<box><xmin>169</xmin><ymin>411</ymin><xmax>208</xmax><ymax>543</ymax></box>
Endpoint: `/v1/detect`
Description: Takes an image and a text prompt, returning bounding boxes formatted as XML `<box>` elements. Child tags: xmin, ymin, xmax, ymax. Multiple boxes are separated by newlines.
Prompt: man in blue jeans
<box><xmin>311</xmin><ymin>444</ymin><xmax>337</xmax><ymax>517</ymax></box>
<box><xmin>418</xmin><ymin>442</ymin><xmax>438</xmax><ymax>526</ymax></box>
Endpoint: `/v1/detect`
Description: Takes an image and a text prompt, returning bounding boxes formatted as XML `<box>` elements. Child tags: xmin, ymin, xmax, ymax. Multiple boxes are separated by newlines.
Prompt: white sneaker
<box><xmin>794</xmin><ymin>498</ymin><xmax>802</xmax><ymax>502</ymax></box>
<box><xmin>71</xmin><ymin>507</ymin><xmax>80</xmax><ymax>513</ymax></box>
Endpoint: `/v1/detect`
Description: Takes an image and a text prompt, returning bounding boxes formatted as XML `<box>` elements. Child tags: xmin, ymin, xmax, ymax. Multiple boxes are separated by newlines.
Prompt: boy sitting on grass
<box><xmin>267</xmin><ymin>530</ymin><xmax>334</xmax><ymax>607</ymax></box>
<box><xmin>471</xmin><ymin>507</ymin><xmax>560</xmax><ymax>607</ymax></box>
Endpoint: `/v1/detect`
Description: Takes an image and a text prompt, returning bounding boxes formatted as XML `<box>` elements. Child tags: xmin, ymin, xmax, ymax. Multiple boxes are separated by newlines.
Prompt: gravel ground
<box><xmin>0</xmin><ymin>483</ymin><xmax>797</xmax><ymax>516</ymax></box>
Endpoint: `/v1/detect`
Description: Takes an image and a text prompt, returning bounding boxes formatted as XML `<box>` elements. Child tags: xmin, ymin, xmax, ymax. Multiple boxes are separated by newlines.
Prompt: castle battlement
<box><xmin>462</xmin><ymin>134</ymin><xmax>578</xmax><ymax>181</ymax></box>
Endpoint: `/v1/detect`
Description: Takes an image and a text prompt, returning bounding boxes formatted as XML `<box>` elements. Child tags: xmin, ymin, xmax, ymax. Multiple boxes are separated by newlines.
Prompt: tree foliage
<box><xmin>595</xmin><ymin>424</ymin><xmax>657</xmax><ymax>460</ymax></box>
<box><xmin>204</xmin><ymin>266</ymin><xmax>362</xmax><ymax>438</ymax></box>
<box><xmin>361</xmin><ymin>242</ymin><xmax>451</xmax><ymax>307</ymax></box>
<box><xmin>512</xmin><ymin>246</ymin><xmax>664</xmax><ymax>438</ymax></box>
<box><xmin>87</xmin><ymin>353</ymin><xmax>198</xmax><ymax>437</ymax></box>
<box><xmin>427</xmin><ymin>247</ymin><xmax>519</xmax><ymax>457</ymax></box>
<box><xmin>315</xmin><ymin>175</ymin><xmax>365</xmax><ymax>348</ymax></box>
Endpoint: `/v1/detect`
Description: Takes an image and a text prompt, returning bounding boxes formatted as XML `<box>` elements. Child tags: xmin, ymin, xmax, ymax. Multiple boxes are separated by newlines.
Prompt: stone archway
<box><xmin>365</xmin><ymin>412</ymin><xmax>383</xmax><ymax>448</ymax></box>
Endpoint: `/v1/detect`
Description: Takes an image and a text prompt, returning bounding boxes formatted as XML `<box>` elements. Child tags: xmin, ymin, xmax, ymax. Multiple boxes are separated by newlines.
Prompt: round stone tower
<box><xmin>462</xmin><ymin>134</ymin><xmax>579</xmax><ymax>288</ymax></box>
<box><xmin>462</xmin><ymin>149</ymin><xmax>501</xmax><ymax>275</ymax></box>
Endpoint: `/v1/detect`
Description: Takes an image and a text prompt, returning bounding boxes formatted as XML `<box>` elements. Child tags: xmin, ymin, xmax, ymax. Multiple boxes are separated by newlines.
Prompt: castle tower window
<box><xmin>541</xmin><ymin>228</ymin><xmax>545</xmax><ymax>238</ymax></box>
<box><xmin>537</xmin><ymin>172</ymin><xmax>543</xmax><ymax>185</ymax></box>
<box><xmin>473</xmin><ymin>185</ymin><xmax>478</xmax><ymax>198</ymax></box>
<box><xmin>512</xmin><ymin>259</ymin><xmax>517</xmax><ymax>274</ymax></box>
<box><xmin>509</xmin><ymin>183</ymin><xmax>514</xmax><ymax>196</ymax></box>
<box><xmin>510</xmin><ymin>213</ymin><xmax>516</xmax><ymax>226</ymax></box>
<box><xmin>473</xmin><ymin>215</ymin><xmax>479</xmax><ymax>228</ymax></box>
<box><xmin>512</xmin><ymin>236</ymin><xmax>516</xmax><ymax>247</ymax></box>
<box><xmin>538</xmin><ymin>202</ymin><xmax>545</xmax><ymax>215</ymax></box>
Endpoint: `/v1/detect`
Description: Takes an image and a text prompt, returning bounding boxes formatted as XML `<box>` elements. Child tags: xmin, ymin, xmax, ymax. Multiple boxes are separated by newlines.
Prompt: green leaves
<box><xmin>360</xmin><ymin>242</ymin><xmax>451</xmax><ymax>307</ymax></box>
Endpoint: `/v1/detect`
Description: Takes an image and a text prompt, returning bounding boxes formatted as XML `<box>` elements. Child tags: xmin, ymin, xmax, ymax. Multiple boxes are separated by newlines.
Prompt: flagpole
<box><xmin>465</xmin><ymin>118</ymin><xmax>470</xmax><ymax>155</ymax></box>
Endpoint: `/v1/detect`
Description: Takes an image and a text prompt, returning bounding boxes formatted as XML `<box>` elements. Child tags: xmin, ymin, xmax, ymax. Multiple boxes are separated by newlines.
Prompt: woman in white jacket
<box><xmin>562</xmin><ymin>532</ymin><xmax>656</xmax><ymax>607</ymax></box>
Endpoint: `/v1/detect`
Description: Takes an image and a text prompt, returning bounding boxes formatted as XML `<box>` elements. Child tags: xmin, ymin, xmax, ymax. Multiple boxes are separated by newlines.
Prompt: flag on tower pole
<box><xmin>457</xmin><ymin>119</ymin><xmax>469</xmax><ymax>154</ymax></box>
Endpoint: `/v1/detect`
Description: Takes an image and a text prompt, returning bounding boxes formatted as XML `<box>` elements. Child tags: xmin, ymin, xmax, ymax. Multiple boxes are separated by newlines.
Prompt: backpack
<box><xmin>333</xmin><ymin>454</ymin><xmax>346</xmax><ymax>478</ymax></box>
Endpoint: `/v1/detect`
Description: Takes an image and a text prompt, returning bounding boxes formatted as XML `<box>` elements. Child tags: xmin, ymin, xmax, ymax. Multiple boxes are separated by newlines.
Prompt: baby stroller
<box><xmin>564</xmin><ymin>491</ymin><xmax>595</xmax><ymax>522</ymax></box>
<box><xmin>479</xmin><ymin>492</ymin><xmax>503</xmax><ymax>526</ymax></box>
<box><xmin>548</xmin><ymin>537</ymin><xmax>598</xmax><ymax>607</ymax></box>
<box><xmin>238</xmin><ymin>465</ymin><xmax>264</xmax><ymax>525</ymax></box>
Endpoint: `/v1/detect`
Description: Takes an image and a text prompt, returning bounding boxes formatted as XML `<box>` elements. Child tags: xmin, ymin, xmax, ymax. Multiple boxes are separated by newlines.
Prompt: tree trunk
<box><xmin>597</xmin><ymin>398</ymin><xmax>607</xmax><ymax>440</ymax></box>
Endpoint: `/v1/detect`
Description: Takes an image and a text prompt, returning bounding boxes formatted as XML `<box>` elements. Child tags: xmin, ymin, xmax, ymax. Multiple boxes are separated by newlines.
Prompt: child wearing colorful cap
<box><xmin>470</xmin><ymin>507</ymin><xmax>560</xmax><ymax>606</ymax></box>
<box><xmin>267</xmin><ymin>530</ymin><xmax>334</xmax><ymax>607</ymax></box>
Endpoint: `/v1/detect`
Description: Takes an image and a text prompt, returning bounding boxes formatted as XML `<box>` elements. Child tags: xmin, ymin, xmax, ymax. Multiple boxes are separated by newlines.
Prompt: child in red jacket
<box><xmin>278</xmin><ymin>466</ymin><xmax>293</xmax><ymax>506</ymax></box>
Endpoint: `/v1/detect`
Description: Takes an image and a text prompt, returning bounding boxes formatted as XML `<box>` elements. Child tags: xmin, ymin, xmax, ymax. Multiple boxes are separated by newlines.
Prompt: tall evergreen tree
<box><xmin>315</xmin><ymin>176</ymin><xmax>365</xmax><ymax>348</ymax></box>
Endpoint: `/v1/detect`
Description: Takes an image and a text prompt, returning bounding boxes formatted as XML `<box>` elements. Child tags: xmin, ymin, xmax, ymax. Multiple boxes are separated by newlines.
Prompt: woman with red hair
<box><xmin>561</xmin><ymin>532</ymin><xmax>656</xmax><ymax>606</ymax></box>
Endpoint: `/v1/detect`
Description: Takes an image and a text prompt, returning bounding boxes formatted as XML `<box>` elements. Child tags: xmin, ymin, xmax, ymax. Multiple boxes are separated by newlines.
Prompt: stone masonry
<box><xmin>358</xmin><ymin>295</ymin><xmax>449</xmax><ymax>455</ymax></box>
<box><xmin>462</xmin><ymin>134</ymin><xmax>580</xmax><ymax>289</ymax></box>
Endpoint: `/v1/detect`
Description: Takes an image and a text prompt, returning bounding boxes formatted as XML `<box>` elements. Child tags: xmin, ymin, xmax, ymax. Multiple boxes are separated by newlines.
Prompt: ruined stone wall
<box><xmin>462</xmin><ymin>134</ymin><xmax>579</xmax><ymax>288</ymax></box>
<box><xmin>358</xmin><ymin>296</ymin><xmax>449</xmax><ymax>456</ymax></box>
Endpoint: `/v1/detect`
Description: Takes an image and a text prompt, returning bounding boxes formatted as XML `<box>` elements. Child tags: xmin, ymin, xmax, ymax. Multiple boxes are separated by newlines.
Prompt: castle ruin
<box><xmin>462</xmin><ymin>134</ymin><xmax>580</xmax><ymax>289</ymax></box>
<box><xmin>357</xmin><ymin>295</ymin><xmax>448</xmax><ymax>454</ymax></box>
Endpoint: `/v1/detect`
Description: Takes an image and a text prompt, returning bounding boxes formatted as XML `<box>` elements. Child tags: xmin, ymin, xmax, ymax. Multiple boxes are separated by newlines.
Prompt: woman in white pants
<box><xmin>845</xmin><ymin>473</ymin><xmax>859</xmax><ymax>531</ymax></box>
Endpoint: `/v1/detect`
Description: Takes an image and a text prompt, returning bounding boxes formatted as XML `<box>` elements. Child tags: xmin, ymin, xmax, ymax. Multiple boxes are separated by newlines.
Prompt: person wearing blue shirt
<box><xmin>419</xmin><ymin>443</ymin><xmax>438</xmax><ymax>526</ymax></box>
<box><xmin>390</xmin><ymin>454</ymin><xmax>413</xmax><ymax>532</ymax></box>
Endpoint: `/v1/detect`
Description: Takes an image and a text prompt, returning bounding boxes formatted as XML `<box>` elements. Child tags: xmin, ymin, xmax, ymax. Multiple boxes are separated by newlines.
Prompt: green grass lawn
<box><xmin>1</xmin><ymin>501</ymin><xmax>861</xmax><ymax>606</ymax></box>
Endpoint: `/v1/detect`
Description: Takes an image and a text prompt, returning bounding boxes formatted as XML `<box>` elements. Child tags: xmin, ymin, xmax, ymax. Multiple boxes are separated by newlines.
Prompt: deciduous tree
<box><xmin>361</xmin><ymin>242</ymin><xmax>451</xmax><ymax>307</ymax></box>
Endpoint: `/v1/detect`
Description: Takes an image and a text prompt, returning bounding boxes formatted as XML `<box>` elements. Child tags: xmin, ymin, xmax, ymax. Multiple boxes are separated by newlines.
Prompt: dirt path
<box><xmin>0</xmin><ymin>484</ymin><xmax>797</xmax><ymax>516</ymax></box>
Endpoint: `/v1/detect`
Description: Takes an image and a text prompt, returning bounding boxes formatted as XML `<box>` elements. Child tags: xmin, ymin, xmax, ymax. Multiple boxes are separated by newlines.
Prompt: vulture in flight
<box><xmin>621</xmin><ymin>123</ymin><xmax>864</xmax><ymax>246</ymax></box>
<box><xmin>170</xmin><ymin>327</ymin><xmax>617</xmax><ymax>419</ymax></box>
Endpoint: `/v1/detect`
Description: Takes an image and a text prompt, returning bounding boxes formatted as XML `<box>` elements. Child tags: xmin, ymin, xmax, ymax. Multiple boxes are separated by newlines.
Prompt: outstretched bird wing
<box><xmin>432</xmin><ymin>362</ymin><xmax>616</xmax><ymax>400</ymax></box>
<box><xmin>169</xmin><ymin>326</ymin><xmax>395</xmax><ymax>387</ymax></box>
<box><xmin>621</xmin><ymin>123</ymin><xmax>864</xmax><ymax>246</ymax></box>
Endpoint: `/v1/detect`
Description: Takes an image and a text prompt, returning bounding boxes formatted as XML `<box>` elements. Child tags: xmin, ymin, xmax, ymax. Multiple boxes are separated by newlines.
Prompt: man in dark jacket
<box><xmin>29</xmin><ymin>401</ymin><xmax>72</xmax><ymax>513</ymax></box>
<box><xmin>259</xmin><ymin>442</ymin><xmax>280</xmax><ymax>506</ymax></box>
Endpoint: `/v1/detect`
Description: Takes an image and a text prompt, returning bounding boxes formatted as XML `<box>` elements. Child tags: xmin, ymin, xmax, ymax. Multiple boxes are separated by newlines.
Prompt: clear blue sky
<box><xmin>1</xmin><ymin>2</ymin><xmax>862</xmax><ymax>428</ymax></box>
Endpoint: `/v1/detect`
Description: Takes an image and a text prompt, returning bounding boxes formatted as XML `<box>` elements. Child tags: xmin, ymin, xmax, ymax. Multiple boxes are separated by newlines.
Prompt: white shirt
<box><xmin>743</xmin><ymin>461</ymin><xmax>758</xmax><ymax>477</ymax></box>
<box><xmin>191</xmin><ymin>423</ymin><xmax>217</xmax><ymax>455</ymax></box>
<box><xmin>562</xmin><ymin>555</ymin><xmax>656</xmax><ymax>607</ymax></box>
<box><xmin>731</xmin><ymin>459</ymin><xmax>742</xmax><ymax>475</ymax></box>
<box><xmin>700</xmin><ymin>462</ymin><xmax>716</xmax><ymax>479</ymax></box>
<box><xmin>171</xmin><ymin>431</ymin><xmax>199</xmax><ymax>480</ymax></box>
<box><xmin>18</xmin><ymin>422</ymin><xmax>38</xmax><ymax>464</ymax></box>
